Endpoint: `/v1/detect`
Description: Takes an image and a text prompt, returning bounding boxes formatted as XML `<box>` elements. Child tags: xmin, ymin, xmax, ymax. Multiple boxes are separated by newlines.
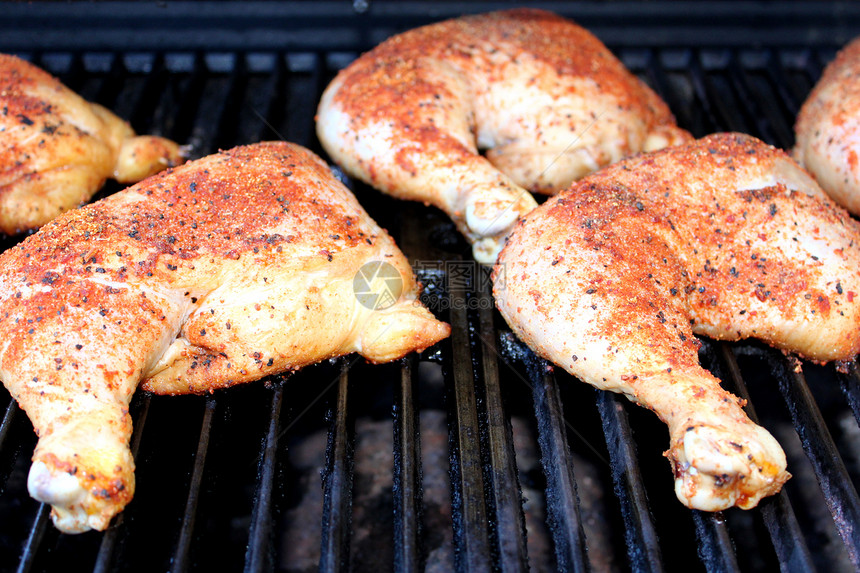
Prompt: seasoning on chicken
<box><xmin>316</xmin><ymin>8</ymin><xmax>691</xmax><ymax>264</ymax></box>
<box><xmin>0</xmin><ymin>54</ymin><xmax>184</xmax><ymax>234</ymax></box>
<box><xmin>495</xmin><ymin>133</ymin><xmax>860</xmax><ymax>511</ymax></box>
<box><xmin>795</xmin><ymin>37</ymin><xmax>860</xmax><ymax>215</ymax></box>
<box><xmin>0</xmin><ymin>141</ymin><xmax>450</xmax><ymax>533</ymax></box>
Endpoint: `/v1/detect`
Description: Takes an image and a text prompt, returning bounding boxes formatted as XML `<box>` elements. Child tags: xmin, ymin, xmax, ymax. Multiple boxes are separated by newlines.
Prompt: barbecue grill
<box><xmin>2</xmin><ymin>2</ymin><xmax>860</xmax><ymax>571</ymax></box>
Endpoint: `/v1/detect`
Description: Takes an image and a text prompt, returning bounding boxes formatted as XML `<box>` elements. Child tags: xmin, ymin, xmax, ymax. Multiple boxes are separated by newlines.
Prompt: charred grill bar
<box><xmin>1</xmin><ymin>2</ymin><xmax>860</xmax><ymax>571</ymax></box>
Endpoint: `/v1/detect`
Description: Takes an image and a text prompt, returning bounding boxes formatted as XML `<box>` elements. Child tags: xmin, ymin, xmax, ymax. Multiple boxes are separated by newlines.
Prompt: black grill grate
<box><xmin>1</xmin><ymin>3</ymin><xmax>860</xmax><ymax>572</ymax></box>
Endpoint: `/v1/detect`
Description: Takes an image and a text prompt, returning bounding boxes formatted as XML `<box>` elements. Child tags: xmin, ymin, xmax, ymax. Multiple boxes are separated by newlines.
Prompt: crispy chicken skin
<box><xmin>795</xmin><ymin>37</ymin><xmax>860</xmax><ymax>215</ymax></box>
<box><xmin>316</xmin><ymin>8</ymin><xmax>690</xmax><ymax>263</ymax></box>
<box><xmin>0</xmin><ymin>141</ymin><xmax>450</xmax><ymax>533</ymax></box>
<box><xmin>0</xmin><ymin>54</ymin><xmax>183</xmax><ymax>234</ymax></box>
<box><xmin>495</xmin><ymin>133</ymin><xmax>860</xmax><ymax>511</ymax></box>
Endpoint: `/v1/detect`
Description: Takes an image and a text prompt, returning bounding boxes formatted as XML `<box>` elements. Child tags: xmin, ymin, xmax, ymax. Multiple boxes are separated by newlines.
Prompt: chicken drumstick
<box><xmin>0</xmin><ymin>141</ymin><xmax>450</xmax><ymax>533</ymax></box>
<box><xmin>316</xmin><ymin>9</ymin><xmax>690</xmax><ymax>263</ymax></box>
<box><xmin>0</xmin><ymin>54</ymin><xmax>183</xmax><ymax>234</ymax></box>
<box><xmin>495</xmin><ymin>133</ymin><xmax>860</xmax><ymax>510</ymax></box>
<box><xmin>795</xmin><ymin>37</ymin><xmax>860</xmax><ymax>215</ymax></box>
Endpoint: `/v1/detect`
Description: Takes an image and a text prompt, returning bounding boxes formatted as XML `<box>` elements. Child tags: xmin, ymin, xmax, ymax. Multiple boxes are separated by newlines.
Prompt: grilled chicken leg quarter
<box><xmin>0</xmin><ymin>54</ymin><xmax>183</xmax><ymax>234</ymax></box>
<box><xmin>495</xmin><ymin>133</ymin><xmax>860</xmax><ymax>511</ymax></box>
<box><xmin>0</xmin><ymin>141</ymin><xmax>450</xmax><ymax>533</ymax></box>
<box><xmin>316</xmin><ymin>8</ymin><xmax>690</xmax><ymax>263</ymax></box>
<box><xmin>795</xmin><ymin>36</ymin><xmax>860</xmax><ymax>215</ymax></box>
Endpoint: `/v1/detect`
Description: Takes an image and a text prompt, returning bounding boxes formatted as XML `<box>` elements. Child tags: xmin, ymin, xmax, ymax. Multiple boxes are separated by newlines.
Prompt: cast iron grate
<box><xmin>0</xmin><ymin>7</ymin><xmax>859</xmax><ymax>573</ymax></box>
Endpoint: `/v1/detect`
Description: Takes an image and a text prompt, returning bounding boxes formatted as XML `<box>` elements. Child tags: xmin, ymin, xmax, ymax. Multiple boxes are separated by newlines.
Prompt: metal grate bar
<box><xmin>393</xmin><ymin>356</ymin><xmax>423</xmax><ymax>571</ymax></box>
<box><xmin>707</xmin><ymin>52</ymin><xmax>770</xmax><ymax>139</ymax></box>
<box><xmin>691</xmin><ymin>511</ymin><xmax>741</xmax><ymax>572</ymax></box>
<box><xmin>16</xmin><ymin>502</ymin><xmax>51</xmax><ymax>573</ymax></box>
<box><xmin>727</xmin><ymin>51</ymin><xmax>792</xmax><ymax>148</ymax></box>
<box><xmin>243</xmin><ymin>383</ymin><xmax>284</xmax><ymax>573</ymax></box>
<box><xmin>110</xmin><ymin>54</ymin><xmax>158</xmax><ymax>128</ymax></box>
<box><xmin>170</xmin><ymin>396</ymin><xmax>218</xmax><ymax>573</ymax></box>
<box><xmin>319</xmin><ymin>363</ymin><xmax>354</xmax><ymax>573</ymax></box>
<box><xmin>80</xmin><ymin>53</ymin><xmax>122</xmax><ymax>113</ymax></box>
<box><xmin>766</xmin><ymin>49</ymin><xmax>809</xmax><ymax>120</ymax></box>
<box><xmin>446</xmin><ymin>275</ymin><xmax>492</xmax><ymax>573</ymax></box>
<box><xmin>109</xmin><ymin>54</ymin><xmax>172</xmax><ymax>138</ymax></box>
<box><xmin>0</xmin><ymin>400</ymin><xmax>19</xmax><ymax>483</ymax></box>
<box><xmin>93</xmin><ymin>394</ymin><xmax>153</xmax><ymax>573</ymax></box>
<box><xmin>748</xmin><ymin>49</ymin><xmax>805</xmax><ymax>146</ymax></box>
<box><xmin>283</xmin><ymin>53</ymin><xmax>324</xmax><ymax>147</ymax></box>
<box><xmin>181</xmin><ymin>54</ymin><xmax>241</xmax><ymax>157</ymax></box>
<box><xmin>839</xmin><ymin>364</ymin><xmax>860</xmax><ymax>426</ymax></box>
<box><xmin>527</xmin><ymin>361</ymin><xmax>590</xmax><ymax>573</ymax></box>
<box><xmin>759</xmin><ymin>494</ymin><xmax>819</xmax><ymax>573</ymax></box>
<box><xmin>689</xmin><ymin>51</ymin><xmax>745</xmax><ymax>134</ymax></box>
<box><xmin>676</xmin><ymin>344</ymin><xmax>743</xmax><ymax>571</ymax></box>
<box><xmin>233</xmin><ymin>54</ymin><xmax>278</xmax><ymax>146</ymax></box>
<box><xmin>638</xmin><ymin>49</ymin><xmax>677</xmax><ymax>111</ymax></box>
<box><xmin>157</xmin><ymin>56</ymin><xmax>236</xmax><ymax>569</ymax></box>
<box><xmin>476</xmin><ymin>283</ymin><xmax>529</xmax><ymax>571</ymax></box>
<box><xmin>768</xmin><ymin>350</ymin><xmax>860</xmax><ymax>569</ymax></box>
<box><xmin>56</xmin><ymin>53</ymin><xmax>101</xmax><ymax>102</ymax></box>
<box><xmin>715</xmin><ymin>343</ymin><xmax>816</xmax><ymax>572</ymax></box>
<box><xmin>596</xmin><ymin>390</ymin><xmax>665</xmax><ymax>573</ymax></box>
<box><xmin>639</xmin><ymin>48</ymin><xmax>700</xmax><ymax>135</ymax></box>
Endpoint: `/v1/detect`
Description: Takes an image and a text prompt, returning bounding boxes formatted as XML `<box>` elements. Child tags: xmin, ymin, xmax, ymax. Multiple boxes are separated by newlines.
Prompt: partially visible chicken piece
<box><xmin>495</xmin><ymin>133</ymin><xmax>860</xmax><ymax>511</ymax></box>
<box><xmin>317</xmin><ymin>8</ymin><xmax>691</xmax><ymax>263</ymax></box>
<box><xmin>795</xmin><ymin>37</ymin><xmax>860</xmax><ymax>215</ymax></box>
<box><xmin>0</xmin><ymin>141</ymin><xmax>450</xmax><ymax>533</ymax></box>
<box><xmin>0</xmin><ymin>54</ymin><xmax>184</xmax><ymax>234</ymax></box>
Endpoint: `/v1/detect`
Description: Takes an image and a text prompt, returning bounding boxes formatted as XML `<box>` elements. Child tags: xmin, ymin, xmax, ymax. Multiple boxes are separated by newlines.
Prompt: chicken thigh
<box><xmin>0</xmin><ymin>141</ymin><xmax>450</xmax><ymax>533</ymax></box>
<box><xmin>495</xmin><ymin>133</ymin><xmax>860</xmax><ymax>511</ymax></box>
<box><xmin>0</xmin><ymin>54</ymin><xmax>183</xmax><ymax>234</ymax></box>
<box><xmin>795</xmin><ymin>37</ymin><xmax>860</xmax><ymax>215</ymax></box>
<box><xmin>316</xmin><ymin>8</ymin><xmax>690</xmax><ymax>263</ymax></box>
